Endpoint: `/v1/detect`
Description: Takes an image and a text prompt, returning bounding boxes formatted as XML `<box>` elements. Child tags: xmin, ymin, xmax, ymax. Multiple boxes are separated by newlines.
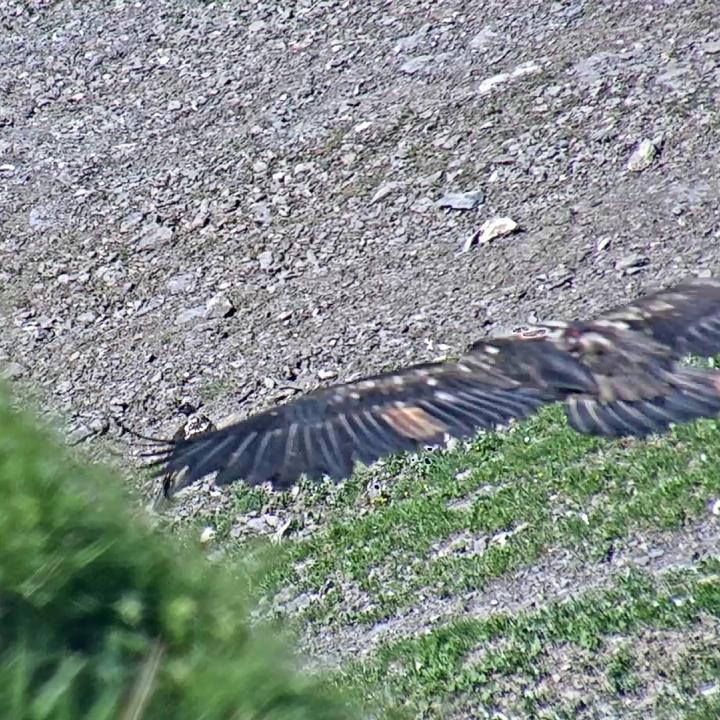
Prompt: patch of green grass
<box><xmin>605</xmin><ymin>644</ymin><xmax>638</xmax><ymax>695</ymax></box>
<box><xmin>199</xmin><ymin>377</ymin><xmax>232</xmax><ymax>403</ymax></box>
<box><xmin>131</xmin><ymin>359</ymin><xmax>720</xmax><ymax>718</ymax></box>
<box><xmin>219</xmin><ymin>406</ymin><xmax>720</xmax><ymax>629</ymax></box>
<box><xmin>0</xmin><ymin>386</ymin><xmax>358</xmax><ymax>720</ymax></box>
<box><xmin>335</xmin><ymin>561</ymin><xmax>720</xmax><ymax>718</ymax></box>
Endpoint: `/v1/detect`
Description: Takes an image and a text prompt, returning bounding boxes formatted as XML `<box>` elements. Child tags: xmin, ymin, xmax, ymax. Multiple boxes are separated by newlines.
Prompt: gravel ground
<box><xmin>2</xmin><ymin>0</ymin><xmax>720</xmax><ymax>695</ymax></box>
<box><xmin>3</xmin><ymin>0</ymin><xmax>720</xmax><ymax>445</ymax></box>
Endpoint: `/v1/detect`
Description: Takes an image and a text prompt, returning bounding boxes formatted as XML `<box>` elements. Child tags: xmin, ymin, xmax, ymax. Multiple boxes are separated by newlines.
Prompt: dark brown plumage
<box><xmin>153</xmin><ymin>278</ymin><xmax>720</xmax><ymax>496</ymax></box>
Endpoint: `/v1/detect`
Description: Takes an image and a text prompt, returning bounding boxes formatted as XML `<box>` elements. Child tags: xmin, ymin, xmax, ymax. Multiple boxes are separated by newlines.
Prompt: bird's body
<box><xmin>152</xmin><ymin>278</ymin><xmax>720</xmax><ymax>497</ymax></box>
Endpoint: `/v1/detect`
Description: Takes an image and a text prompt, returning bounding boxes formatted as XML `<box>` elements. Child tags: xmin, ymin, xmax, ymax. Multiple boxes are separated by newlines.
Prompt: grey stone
<box><xmin>627</xmin><ymin>138</ymin><xmax>660</xmax><ymax>171</ymax></box>
<box><xmin>167</xmin><ymin>272</ymin><xmax>196</xmax><ymax>294</ymax></box>
<box><xmin>436</xmin><ymin>190</ymin><xmax>485</xmax><ymax>210</ymax></box>
<box><xmin>615</xmin><ymin>254</ymin><xmax>649</xmax><ymax>271</ymax></box>
<box><xmin>176</xmin><ymin>305</ymin><xmax>206</xmax><ymax>324</ymax></box>
<box><xmin>205</xmin><ymin>293</ymin><xmax>234</xmax><ymax>319</ymax></box>
<box><xmin>369</xmin><ymin>182</ymin><xmax>399</xmax><ymax>204</ymax></box>
<box><xmin>135</xmin><ymin>222</ymin><xmax>173</xmax><ymax>251</ymax></box>
<box><xmin>2</xmin><ymin>361</ymin><xmax>25</xmax><ymax>380</ymax></box>
<box><xmin>400</xmin><ymin>55</ymin><xmax>434</xmax><ymax>75</ymax></box>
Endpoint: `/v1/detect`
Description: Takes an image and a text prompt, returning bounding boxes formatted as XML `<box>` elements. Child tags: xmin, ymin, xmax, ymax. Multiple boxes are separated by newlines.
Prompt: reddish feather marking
<box><xmin>381</xmin><ymin>406</ymin><xmax>447</xmax><ymax>440</ymax></box>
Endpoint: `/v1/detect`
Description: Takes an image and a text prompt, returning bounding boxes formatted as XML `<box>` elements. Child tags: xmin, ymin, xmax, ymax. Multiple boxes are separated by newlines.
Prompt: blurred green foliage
<box><xmin>0</xmin><ymin>389</ymin><xmax>355</xmax><ymax>720</ymax></box>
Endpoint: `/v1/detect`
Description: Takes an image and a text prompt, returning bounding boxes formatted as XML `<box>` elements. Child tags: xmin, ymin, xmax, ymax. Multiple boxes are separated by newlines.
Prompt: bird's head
<box><xmin>146</xmin><ymin>413</ymin><xmax>217</xmax><ymax>508</ymax></box>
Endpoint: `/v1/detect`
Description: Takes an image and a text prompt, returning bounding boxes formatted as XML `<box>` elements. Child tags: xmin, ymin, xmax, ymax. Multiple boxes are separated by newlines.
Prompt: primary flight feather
<box><xmin>151</xmin><ymin>277</ymin><xmax>720</xmax><ymax>497</ymax></box>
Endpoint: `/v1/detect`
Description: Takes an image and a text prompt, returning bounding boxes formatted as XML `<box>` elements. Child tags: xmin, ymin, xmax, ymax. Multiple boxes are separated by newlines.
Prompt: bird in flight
<box><xmin>150</xmin><ymin>277</ymin><xmax>720</xmax><ymax>498</ymax></box>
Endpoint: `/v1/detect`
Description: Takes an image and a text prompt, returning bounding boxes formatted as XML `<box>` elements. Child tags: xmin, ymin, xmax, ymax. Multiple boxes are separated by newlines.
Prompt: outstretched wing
<box><xmin>553</xmin><ymin>278</ymin><xmax>720</xmax><ymax>437</ymax></box>
<box><xmin>154</xmin><ymin>341</ymin><xmax>597</xmax><ymax>494</ymax></box>
<box><xmin>597</xmin><ymin>277</ymin><xmax>720</xmax><ymax>356</ymax></box>
<box><xmin>153</xmin><ymin>276</ymin><xmax>720</xmax><ymax>495</ymax></box>
<box><xmin>563</xmin><ymin>366</ymin><xmax>720</xmax><ymax>438</ymax></box>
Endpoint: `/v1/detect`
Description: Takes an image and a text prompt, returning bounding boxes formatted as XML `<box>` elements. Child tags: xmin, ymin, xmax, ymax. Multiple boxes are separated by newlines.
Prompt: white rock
<box><xmin>370</xmin><ymin>182</ymin><xmax>399</xmax><ymax>204</ymax></box>
<box><xmin>1</xmin><ymin>361</ymin><xmax>25</xmax><ymax>380</ymax></box>
<box><xmin>627</xmin><ymin>138</ymin><xmax>659</xmax><ymax>171</ymax></box>
<box><xmin>478</xmin><ymin>72</ymin><xmax>510</xmax><ymax>95</ymax></box>
<box><xmin>462</xmin><ymin>216</ymin><xmax>519</xmax><ymax>251</ymax></box>
<box><xmin>135</xmin><ymin>222</ymin><xmax>173</xmax><ymax>251</ymax></box>
<box><xmin>257</xmin><ymin>250</ymin><xmax>273</xmax><ymax>269</ymax></box>
<box><xmin>353</xmin><ymin>120</ymin><xmax>373</xmax><ymax>133</ymax></box>
<box><xmin>478</xmin><ymin>61</ymin><xmax>540</xmax><ymax>95</ymax></box>
<box><xmin>400</xmin><ymin>55</ymin><xmax>433</xmax><ymax>75</ymax></box>
<box><xmin>175</xmin><ymin>305</ymin><xmax>206</xmax><ymax>324</ymax></box>
<box><xmin>469</xmin><ymin>28</ymin><xmax>497</xmax><ymax>51</ymax></box>
<box><xmin>205</xmin><ymin>293</ymin><xmax>234</xmax><ymax>319</ymax></box>
<box><xmin>200</xmin><ymin>526</ymin><xmax>216</xmax><ymax>544</ymax></box>
<box><xmin>167</xmin><ymin>272</ymin><xmax>196</xmax><ymax>294</ymax></box>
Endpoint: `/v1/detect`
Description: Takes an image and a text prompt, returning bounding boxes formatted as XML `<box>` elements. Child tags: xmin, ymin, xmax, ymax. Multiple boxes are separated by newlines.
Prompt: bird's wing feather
<box><xmin>564</xmin><ymin>368</ymin><xmax>720</xmax><ymax>437</ymax></box>
<box><xmin>152</xmin><ymin>277</ymin><xmax>720</xmax><ymax>494</ymax></box>
<box><xmin>595</xmin><ymin>277</ymin><xmax>720</xmax><ymax>356</ymax></box>
<box><xmin>153</xmin><ymin>348</ymin><xmax>584</xmax><ymax>492</ymax></box>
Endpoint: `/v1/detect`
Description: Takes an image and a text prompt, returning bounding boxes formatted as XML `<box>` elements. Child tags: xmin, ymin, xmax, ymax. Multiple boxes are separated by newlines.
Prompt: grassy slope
<box><xmin>193</xmin><ymin>403</ymin><xmax>720</xmax><ymax>718</ymax></box>
<box><xmin>0</xmin><ymin>388</ymin><xmax>357</xmax><ymax>720</ymax></box>
<box><xmin>3</xmin><ymin>377</ymin><xmax>719</xmax><ymax>719</ymax></box>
